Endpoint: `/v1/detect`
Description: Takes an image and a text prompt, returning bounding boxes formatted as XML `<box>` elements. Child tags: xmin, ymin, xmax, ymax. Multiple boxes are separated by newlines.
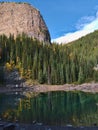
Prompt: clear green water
<box><xmin>0</xmin><ymin>91</ymin><xmax>98</xmax><ymax>126</ymax></box>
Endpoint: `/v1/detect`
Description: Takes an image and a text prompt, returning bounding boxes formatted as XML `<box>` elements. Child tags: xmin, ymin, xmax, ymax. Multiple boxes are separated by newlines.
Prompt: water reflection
<box><xmin>0</xmin><ymin>91</ymin><xmax>98</xmax><ymax>126</ymax></box>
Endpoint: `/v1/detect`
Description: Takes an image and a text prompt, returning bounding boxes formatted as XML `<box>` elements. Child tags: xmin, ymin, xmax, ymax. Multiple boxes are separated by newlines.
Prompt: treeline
<box><xmin>0</xmin><ymin>31</ymin><xmax>98</xmax><ymax>85</ymax></box>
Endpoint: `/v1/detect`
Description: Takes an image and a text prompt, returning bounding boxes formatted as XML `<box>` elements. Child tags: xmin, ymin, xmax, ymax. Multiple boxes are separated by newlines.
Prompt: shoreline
<box><xmin>0</xmin><ymin>121</ymin><xmax>98</xmax><ymax>130</ymax></box>
<box><xmin>0</xmin><ymin>83</ymin><xmax>98</xmax><ymax>93</ymax></box>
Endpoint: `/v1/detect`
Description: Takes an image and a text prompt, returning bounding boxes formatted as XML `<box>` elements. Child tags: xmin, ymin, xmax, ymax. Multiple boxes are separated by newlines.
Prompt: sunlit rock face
<box><xmin>0</xmin><ymin>2</ymin><xmax>51</xmax><ymax>43</ymax></box>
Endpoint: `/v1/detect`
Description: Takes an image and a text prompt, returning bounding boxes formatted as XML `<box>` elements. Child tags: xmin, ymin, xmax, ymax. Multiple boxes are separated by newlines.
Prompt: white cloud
<box><xmin>52</xmin><ymin>12</ymin><xmax>98</xmax><ymax>44</ymax></box>
<box><xmin>76</xmin><ymin>16</ymin><xmax>95</xmax><ymax>30</ymax></box>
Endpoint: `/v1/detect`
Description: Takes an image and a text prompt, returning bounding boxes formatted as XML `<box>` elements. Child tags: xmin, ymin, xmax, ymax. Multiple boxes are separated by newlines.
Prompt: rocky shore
<box><xmin>0</xmin><ymin>68</ymin><xmax>98</xmax><ymax>94</ymax></box>
<box><xmin>0</xmin><ymin>82</ymin><xmax>98</xmax><ymax>94</ymax></box>
<box><xmin>0</xmin><ymin>121</ymin><xmax>98</xmax><ymax>130</ymax></box>
<box><xmin>27</xmin><ymin>83</ymin><xmax>98</xmax><ymax>93</ymax></box>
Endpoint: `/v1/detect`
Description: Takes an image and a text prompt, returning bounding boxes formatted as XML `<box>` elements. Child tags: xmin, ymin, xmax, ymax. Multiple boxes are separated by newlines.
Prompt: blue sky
<box><xmin>1</xmin><ymin>0</ymin><xmax>98</xmax><ymax>43</ymax></box>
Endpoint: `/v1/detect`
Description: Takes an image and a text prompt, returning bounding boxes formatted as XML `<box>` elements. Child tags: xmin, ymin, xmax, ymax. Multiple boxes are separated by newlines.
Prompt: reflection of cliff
<box><xmin>0</xmin><ymin>92</ymin><xmax>98</xmax><ymax>126</ymax></box>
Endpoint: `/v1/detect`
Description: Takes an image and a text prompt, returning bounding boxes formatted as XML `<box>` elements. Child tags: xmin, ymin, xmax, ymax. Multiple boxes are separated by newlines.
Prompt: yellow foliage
<box><xmin>19</xmin><ymin>68</ymin><xmax>24</xmax><ymax>77</ymax></box>
<box><xmin>3</xmin><ymin>112</ymin><xmax>9</xmax><ymax>118</ymax></box>
<box><xmin>16</xmin><ymin>56</ymin><xmax>20</xmax><ymax>63</ymax></box>
<box><xmin>5</xmin><ymin>62</ymin><xmax>12</xmax><ymax>71</ymax></box>
<box><xmin>10</xmin><ymin>60</ymin><xmax>15</xmax><ymax>68</ymax></box>
<box><xmin>16</xmin><ymin>62</ymin><xmax>22</xmax><ymax>70</ymax></box>
<box><xmin>5</xmin><ymin>61</ymin><xmax>15</xmax><ymax>71</ymax></box>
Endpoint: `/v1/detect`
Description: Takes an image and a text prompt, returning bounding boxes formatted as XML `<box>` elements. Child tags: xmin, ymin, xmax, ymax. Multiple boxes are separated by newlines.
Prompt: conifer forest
<box><xmin>0</xmin><ymin>31</ymin><xmax>98</xmax><ymax>85</ymax></box>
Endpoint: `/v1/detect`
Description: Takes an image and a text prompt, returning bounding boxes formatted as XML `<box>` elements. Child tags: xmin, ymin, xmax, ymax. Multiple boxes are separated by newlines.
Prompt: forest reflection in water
<box><xmin>0</xmin><ymin>91</ymin><xmax>98</xmax><ymax>126</ymax></box>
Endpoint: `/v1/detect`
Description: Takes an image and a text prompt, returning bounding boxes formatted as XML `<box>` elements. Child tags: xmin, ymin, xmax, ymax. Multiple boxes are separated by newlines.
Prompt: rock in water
<box><xmin>0</xmin><ymin>2</ymin><xmax>51</xmax><ymax>43</ymax></box>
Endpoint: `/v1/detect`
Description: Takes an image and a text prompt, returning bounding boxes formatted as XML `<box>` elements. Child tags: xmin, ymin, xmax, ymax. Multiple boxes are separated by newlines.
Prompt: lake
<box><xmin>0</xmin><ymin>91</ymin><xmax>98</xmax><ymax>126</ymax></box>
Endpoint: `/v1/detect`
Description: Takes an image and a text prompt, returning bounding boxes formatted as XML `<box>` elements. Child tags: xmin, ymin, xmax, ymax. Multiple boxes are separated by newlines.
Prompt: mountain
<box><xmin>0</xmin><ymin>2</ymin><xmax>51</xmax><ymax>43</ymax></box>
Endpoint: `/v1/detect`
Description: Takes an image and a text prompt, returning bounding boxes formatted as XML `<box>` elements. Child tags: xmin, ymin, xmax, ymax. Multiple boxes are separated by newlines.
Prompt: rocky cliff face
<box><xmin>0</xmin><ymin>2</ymin><xmax>51</xmax><ymax>43</ymax></box>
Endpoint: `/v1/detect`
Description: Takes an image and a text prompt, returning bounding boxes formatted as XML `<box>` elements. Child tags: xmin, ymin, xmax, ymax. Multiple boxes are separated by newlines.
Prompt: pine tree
<box><xmin>78</xmin><ymin>67</ymin><xmax>85</xmax><ymax>84</ymax></box>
